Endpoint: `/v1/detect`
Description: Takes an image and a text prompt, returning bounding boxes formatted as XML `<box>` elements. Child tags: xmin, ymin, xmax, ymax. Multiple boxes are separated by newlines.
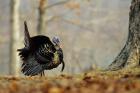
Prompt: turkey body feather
<box><xmin>17</xmin><ymin>21</ymin><xmax>65</xmax><ymax>76</ymax></box>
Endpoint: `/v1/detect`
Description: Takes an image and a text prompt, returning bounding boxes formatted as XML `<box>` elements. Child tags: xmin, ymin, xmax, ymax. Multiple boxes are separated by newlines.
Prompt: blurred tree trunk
<box><xmin>37</xmin><ymin>0</ymin><xmax>47</xmax><ymax>34</ymax></box>
<box><xmin>10</xmin><ymin>0</ymin><xmax>20</xmax><ymax>76</ymax></box>
<box><xmin>108</xmin><ymin>0</ymin><xmax>140</xmax><ymax>70</ymax></box>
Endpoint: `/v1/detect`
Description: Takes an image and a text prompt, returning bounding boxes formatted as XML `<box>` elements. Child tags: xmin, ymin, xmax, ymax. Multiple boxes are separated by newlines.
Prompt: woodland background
<box><xmin>0</xmin><ymin>0</ymin><xmax>131</xmax><ymax>75</ymax></box>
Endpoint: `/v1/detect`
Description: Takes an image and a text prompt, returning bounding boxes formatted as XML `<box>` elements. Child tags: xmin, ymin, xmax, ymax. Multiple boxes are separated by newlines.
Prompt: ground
<box><xmin>0</xmin><ymin>68</ymin><xmax>140</xmax><ymax>93</ymax></box>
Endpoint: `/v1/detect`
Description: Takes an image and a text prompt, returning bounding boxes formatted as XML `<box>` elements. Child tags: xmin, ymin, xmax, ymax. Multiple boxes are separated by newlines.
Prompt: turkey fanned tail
<box><xmin>21</xmin><ymin>56</ymin><xmax>44</xmax><ymax>76</ymax></box>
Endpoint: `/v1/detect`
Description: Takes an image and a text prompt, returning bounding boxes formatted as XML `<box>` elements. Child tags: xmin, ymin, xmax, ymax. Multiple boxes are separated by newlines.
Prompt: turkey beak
<box><xmin>61</xmin><ymin>60</ymin><xmax>65</xmax><ymax>72</ymax></box>
<box><xmin>59</xmin><ymin>44</ymin><xmax>63</xmax><ymax>48</ymax></box>
<box><xmin>57</xmin><ymin>43</ymin><xmax>62</xmax><ymax>48</ymax></box>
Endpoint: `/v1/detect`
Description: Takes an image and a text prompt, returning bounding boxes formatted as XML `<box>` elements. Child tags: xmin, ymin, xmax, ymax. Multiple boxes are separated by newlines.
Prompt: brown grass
<box><xmin>0</xmin><ymin>67</ymin><xmax>140</xmax><ymax>93</ymax></box>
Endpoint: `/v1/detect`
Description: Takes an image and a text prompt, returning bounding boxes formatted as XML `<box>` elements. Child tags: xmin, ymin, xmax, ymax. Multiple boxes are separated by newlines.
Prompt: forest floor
<box><xmin>0</xmin><ymin>67</ymin><xmax>140</xmax><ymax>93</ymax></box>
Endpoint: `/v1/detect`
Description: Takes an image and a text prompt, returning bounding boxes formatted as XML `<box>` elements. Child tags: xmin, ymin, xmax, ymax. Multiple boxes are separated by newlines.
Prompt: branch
<box><xmin>46</xmin><ymin>0</ymin><xmax>70</xmax><ymax>9</ymax></box>
<box><xmin>46</xmin><ymin>16</ymin><xmax>58</xmax><ymax>23</ymax></box>
<box><xmin>61</xmin><ymin>18</ymin><xmax>94</xmax><ymax>32</ymax></box>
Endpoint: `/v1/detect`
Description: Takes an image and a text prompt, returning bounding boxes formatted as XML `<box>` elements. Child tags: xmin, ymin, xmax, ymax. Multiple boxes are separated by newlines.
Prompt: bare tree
<box><xmin>37</xmin><ymin>0</ymin><xmax>47</xmax><ymax>34</ymax></box>
<box><xmin>10</xmin><ymin>0</ymin><xmax>20</xmax><ymax>76</ymax></box>
<box><xmin>37</xmin><ymin>0</ymin><xmax>70</xmax><ymax>34</ymax></box>
<box><xmin>108</xmin><ymin>0</ymin><xmax>140</xmax><ymax>70</ymax></box>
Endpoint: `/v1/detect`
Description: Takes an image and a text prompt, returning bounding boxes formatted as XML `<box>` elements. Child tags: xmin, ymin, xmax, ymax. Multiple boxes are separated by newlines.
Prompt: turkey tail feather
<box><xmin>24</xmin><ymin>21</ymin><xmax>30</xmax><ymax>49</ymax></box>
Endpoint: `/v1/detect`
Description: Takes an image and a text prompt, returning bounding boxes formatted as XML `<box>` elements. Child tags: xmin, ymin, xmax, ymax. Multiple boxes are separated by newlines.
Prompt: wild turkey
<box><xmin>17</xmin><ymin>21</ymin><xmax>65</xmax><ymax>76</ymax></box>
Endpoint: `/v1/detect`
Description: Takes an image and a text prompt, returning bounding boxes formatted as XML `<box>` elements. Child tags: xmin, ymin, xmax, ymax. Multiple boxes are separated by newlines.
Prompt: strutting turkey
<box><xmin>17</xmin><ymin>21</ymin><xmax>65</xmax><ymax>76</ymax></box>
